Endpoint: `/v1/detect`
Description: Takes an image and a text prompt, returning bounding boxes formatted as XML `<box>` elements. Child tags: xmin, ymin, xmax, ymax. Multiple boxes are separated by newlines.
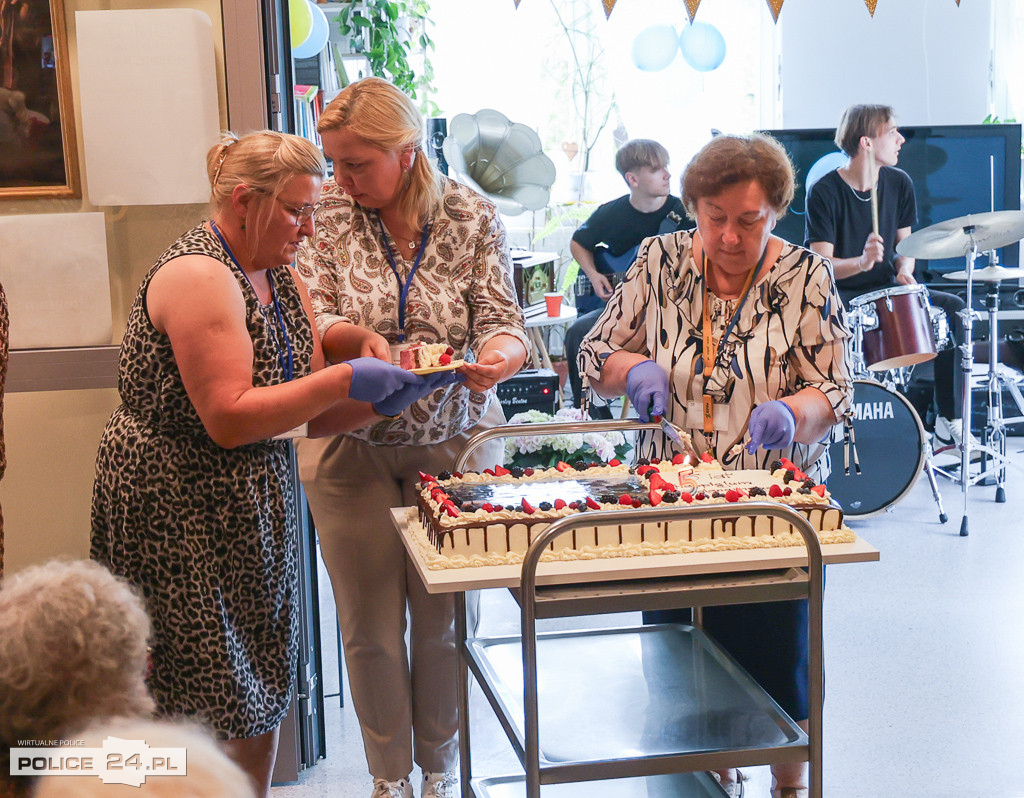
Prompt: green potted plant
<box><xmin>334</xmin><ymin>0</ymin><xmax>437</xmax><ymax>112</ymax></box>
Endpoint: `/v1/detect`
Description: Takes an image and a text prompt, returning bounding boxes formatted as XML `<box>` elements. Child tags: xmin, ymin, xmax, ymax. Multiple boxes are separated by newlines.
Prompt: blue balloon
<box><xmin>805</xmin><ymin>151</ymin><xmax>849</xmax><ymax>196</ymax></box>
<box><xmin>679</xmin><ymin>21</ymin><xmax>726</xmax><ymax>72</ymax></box>
<box><xmin>293</xmin><ymin>0</ymin><xmax>329</xmax><ymax>59</ymax></box>
<box><xmin>631</xmin><ymin>25</ymin><xmax>679</xmax><ymax>72</ymax></box>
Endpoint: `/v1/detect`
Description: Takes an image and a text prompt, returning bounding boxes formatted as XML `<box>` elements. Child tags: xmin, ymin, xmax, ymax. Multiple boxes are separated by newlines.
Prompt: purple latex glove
<box><xmin>346</xmin><ymin>356</ymin><xmax>421</xmax><ymax>403</ymax></box>
<box><xmin>373</xmin><ymin>370</ymin><xmax>464</xmax><ymax>417</ymax></box>
<box><xmin>625</xmin><ymin>360</ymin><xmax>669</xmax><ymax>422</ymax></box>
<box><xmin>347</xmin><ymin>357</ymin><xmax>421</xmax><ymax>403</ymax></box>
<box><xmin>746</xmin><ymin>400</ymin><xmax>797</xmax><ymax>453</ymax></box>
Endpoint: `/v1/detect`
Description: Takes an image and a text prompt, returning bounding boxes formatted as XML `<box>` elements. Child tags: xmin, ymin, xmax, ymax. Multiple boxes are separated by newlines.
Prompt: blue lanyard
<box><xmin>209</xmin><ymin>221</ymin><xmax>294</xmax><ymax>381</ymax></box>
<box><xmin>378</xmin><ymin>218</ymin><xmax>430</xmax><ymax>342</ymax></box>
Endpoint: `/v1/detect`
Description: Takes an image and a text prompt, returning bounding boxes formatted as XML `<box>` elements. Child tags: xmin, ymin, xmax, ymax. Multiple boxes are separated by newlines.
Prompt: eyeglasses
<box><xmin>277</xmin><ymin>198</ymin><xmax>319</xmax><ymax>225</ymax></box>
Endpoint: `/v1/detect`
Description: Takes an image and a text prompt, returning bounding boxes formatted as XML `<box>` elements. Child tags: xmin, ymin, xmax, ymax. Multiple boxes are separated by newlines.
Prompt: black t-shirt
<box><xmin>804</xmin><ymin>166</ymin><xmax>917</xmax><ymax>294</ymax></box>
<box><xmin>572</xmin><ymin>194</ymin><xmax>687</xmax><ymax>263</ymax></box>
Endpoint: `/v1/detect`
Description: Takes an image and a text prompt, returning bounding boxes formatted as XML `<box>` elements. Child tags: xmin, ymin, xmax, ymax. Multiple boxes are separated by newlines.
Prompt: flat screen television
<box><xmin>760</xmin><ymin>124</ymin><xmax>1023</xmax><ymax>279</ymax></box>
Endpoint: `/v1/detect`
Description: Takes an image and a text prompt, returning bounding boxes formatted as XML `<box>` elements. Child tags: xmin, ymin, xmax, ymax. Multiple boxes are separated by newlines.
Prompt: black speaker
<box><xmin>426</xmin><ymin>117</ymin><xmax>448</xmax><ymax>175</ymax></box>
<box><xmin>496</xmin><ymin>369</ymin><xmax>559</xmax><ymax>415</ymax></box>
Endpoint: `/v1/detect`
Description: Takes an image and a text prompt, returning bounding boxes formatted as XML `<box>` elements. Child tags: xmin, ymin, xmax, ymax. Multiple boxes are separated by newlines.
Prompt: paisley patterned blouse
<box><xmin>296</xmin><ymin>177</ymin><xmax>529</xmax><ymax>446</ymax></box>
<box><xmin>579</xmin><ymin>230</ymin><xmax>854</xmax><ymax>483</ymax></box>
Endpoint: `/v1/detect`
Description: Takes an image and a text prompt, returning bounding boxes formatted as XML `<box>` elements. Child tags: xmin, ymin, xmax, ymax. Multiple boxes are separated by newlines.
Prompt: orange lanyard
<box><xmin>701</xmin><ymin>248</ymin><xmax>764</xmax><ymax>435</ymax></box>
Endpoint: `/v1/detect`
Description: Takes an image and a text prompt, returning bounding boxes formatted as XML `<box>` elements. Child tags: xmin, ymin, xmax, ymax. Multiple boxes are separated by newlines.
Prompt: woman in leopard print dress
<box><xmin>90</xmin><ymin>131</ymin><xmax>452</xmax><ymax>797</ymax></box>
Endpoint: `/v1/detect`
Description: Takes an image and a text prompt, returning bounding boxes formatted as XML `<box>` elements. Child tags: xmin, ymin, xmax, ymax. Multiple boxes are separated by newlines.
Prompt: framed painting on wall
<box><xmin>0</xmin><ymin>0</ymin><xmax>79</xmax><ymax>199</ymax></box>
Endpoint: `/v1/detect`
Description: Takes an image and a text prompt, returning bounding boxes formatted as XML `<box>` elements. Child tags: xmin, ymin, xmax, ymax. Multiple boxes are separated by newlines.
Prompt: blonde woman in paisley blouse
<box><xmin>579</xmin><ymin>133</ymin><xmax>853</xmax><ymax>798</ymax></box>
<box><xmin>294</xmin><ymin>78</ymin><xmax>529</xmax><ymax>798</ymax></box>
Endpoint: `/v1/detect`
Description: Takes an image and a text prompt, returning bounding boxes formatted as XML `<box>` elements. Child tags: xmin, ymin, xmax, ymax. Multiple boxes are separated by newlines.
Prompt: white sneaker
<box><xmin>933</xmin><ymin>416</ymin><xmax>982</xmax><ymax>461</ymax></box>
<box><xmin>422</xmin><ymin>771</ymin><xmax>459</xmax><ymax>798</ymax></box>
<box><xmin>372</xmin><ymin>777</ymin><xmax>413</xmax><ymax>798</ymax></box>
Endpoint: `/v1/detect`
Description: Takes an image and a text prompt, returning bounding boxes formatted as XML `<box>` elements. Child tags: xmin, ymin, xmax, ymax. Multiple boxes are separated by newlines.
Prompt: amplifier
<box><xmin>496</xmin><ymin>368</ymin><xmax>560</xmax><ymax>415</ymax></box>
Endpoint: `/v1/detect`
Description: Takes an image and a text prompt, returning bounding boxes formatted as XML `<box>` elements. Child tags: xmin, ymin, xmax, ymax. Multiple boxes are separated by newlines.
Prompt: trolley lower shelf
<box><xmin>465</xmin><ymin>624</ymin><xmax>806</xmax><ymax>783</ymax></box>
<box><xmin>471</xmin><ymin>770</ymin><xmax>726</xmax><ymax>797</ymax></box>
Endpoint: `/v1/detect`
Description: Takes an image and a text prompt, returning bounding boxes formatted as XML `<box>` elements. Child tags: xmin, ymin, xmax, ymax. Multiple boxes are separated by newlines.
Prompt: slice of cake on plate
<box><xmin>400</xmin><ymin>342</ymin><xmax>455</xmax><ymax>370</ymax></box>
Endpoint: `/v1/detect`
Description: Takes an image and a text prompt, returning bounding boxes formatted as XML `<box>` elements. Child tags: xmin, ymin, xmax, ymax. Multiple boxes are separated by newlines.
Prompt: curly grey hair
<box><xmin>0</xmin><ymin>559</ymin><xmax>154</xmax><ymax>795</ymax></box>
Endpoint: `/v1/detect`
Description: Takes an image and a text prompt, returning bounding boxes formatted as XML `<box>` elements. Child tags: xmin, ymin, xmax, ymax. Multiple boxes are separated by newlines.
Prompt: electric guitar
<box><xmin>575</xmin><ymin>210</ymin><xmax>686</xmax><ymax>314</ymax></box>
<box><xmin>574</xmin><ymin>258</ymin><xmax>631</xmax><ymax>313</ymax></box>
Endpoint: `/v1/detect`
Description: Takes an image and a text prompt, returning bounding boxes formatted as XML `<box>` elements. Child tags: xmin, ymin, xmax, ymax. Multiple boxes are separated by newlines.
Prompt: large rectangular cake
<box><xmin>411</xmin><ymin>456</ymin><xmax>854</xmax><ymax>569</ymax></box>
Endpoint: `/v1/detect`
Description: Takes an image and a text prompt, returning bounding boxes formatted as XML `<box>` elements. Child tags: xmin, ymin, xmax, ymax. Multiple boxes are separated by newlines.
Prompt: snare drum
<box><xmin>826</xmin><ymin>379</ymin><xmax>926</xmax><ymax>518</ymax></box>
<box><xmin>849</xmin><ymin>285</ymin><xmax>938</xmax><ymax>371</ymax></box>
<box><xmin>928</xmin><ymin>305</ymin><xmax>952</xmax><ymax>351</ymax></box>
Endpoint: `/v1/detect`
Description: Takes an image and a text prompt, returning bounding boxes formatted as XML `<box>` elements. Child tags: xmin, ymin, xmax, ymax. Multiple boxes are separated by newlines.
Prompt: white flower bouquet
<box><xmin>502</xmin><ymin>407</ymin><xmax>631</xmax><ymax>469</ymax></box>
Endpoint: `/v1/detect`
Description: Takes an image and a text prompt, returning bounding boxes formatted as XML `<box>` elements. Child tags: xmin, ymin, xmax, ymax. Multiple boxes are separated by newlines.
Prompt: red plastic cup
<box><xmin>544</xmin><ymin>292</ymin><xmax>562</xmax><ymax>317</ymax></box>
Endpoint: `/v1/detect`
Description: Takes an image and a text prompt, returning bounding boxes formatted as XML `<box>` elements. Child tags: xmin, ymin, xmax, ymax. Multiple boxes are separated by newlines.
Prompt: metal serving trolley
<box><xmin>391</xmin><ymin>421</ymin><xmax>879</xmax><ymax>798</ymax></box>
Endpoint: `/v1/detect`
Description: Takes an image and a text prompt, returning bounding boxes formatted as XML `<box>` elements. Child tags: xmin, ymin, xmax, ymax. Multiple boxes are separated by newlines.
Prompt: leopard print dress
<box><xmin>91</xmin><ymin>224</ymin><xmax>313</xmax><ymax>739</ymax></box>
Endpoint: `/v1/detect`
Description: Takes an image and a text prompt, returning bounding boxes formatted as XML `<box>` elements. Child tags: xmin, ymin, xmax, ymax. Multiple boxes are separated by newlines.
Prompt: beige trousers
<box><xmin>297</xmin><ymin>403</ymin><xmax>505</xmax><ymax>782</ymax></box>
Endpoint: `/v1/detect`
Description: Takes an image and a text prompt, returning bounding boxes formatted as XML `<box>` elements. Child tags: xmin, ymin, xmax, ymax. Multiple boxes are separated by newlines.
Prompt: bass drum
<box><xmin>826</xmin><ymin>379</ymin><xmax>926</xmax><ymax>518</ymax></box>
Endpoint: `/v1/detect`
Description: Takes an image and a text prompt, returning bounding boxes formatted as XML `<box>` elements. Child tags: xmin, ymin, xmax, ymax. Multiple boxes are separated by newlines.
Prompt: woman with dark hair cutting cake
<box><xmin>294</xmin><ymin>78</ymin><xmax>529</xmax><ymax>798</ymax></box>
<box><xmin>579</xmin><ymin>133</ymin><xmax>854</xmax><ymax>798</ymax></box>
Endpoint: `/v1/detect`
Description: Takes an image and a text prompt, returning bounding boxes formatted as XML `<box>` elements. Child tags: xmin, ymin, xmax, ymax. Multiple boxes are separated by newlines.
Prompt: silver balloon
<box><xmin>441</xmin><ymin>109</ymin><xmax>556</xmax><ymax>215</ymax></box>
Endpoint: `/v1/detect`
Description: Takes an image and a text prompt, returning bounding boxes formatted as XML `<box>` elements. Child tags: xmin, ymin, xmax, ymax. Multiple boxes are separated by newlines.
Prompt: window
<box><xmin>430</xmin><ymin>0</ymin><xmax>775</xmax><ymax>200</ymax></box>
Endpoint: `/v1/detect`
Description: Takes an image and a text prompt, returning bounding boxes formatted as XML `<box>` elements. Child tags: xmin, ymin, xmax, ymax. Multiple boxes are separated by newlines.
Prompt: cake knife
<box><xmin>654</xmin><ymin>415</ymin><xmax>699</xmax><ymax>461</ymax></box>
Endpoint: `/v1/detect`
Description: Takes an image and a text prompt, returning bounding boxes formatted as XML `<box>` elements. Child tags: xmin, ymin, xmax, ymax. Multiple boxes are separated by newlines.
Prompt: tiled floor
<box><xmin>272</xmin><ymin>433</ymin><xmax>1024</xmax><ymax>798</ymax></box>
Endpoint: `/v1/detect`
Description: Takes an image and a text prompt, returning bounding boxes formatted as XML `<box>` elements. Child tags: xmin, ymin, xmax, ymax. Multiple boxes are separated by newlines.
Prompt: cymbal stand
<box><xmin>938</xmin><ymin>239</ymin><xmax>1024</xmax><ymax>535</ymax></box>
<box><xmin>976</xmin><ymin>252</ymin><xmax>1024</xmax><ymax>500</ymax></box>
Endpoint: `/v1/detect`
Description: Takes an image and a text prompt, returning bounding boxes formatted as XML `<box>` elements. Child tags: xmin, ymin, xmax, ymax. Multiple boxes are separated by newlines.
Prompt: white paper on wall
<box><xmin>76</xmin><ymin>9</ymin><xmax>220</xmax><ymax>206</ymax></box>
<box><xmin>0</xmin><ymin>213</ymin><xmax>111</xmax><ymax>348</ymax></box>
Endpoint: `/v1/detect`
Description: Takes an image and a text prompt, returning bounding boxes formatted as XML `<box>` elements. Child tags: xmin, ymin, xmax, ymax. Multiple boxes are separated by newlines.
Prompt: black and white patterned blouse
<box><xmin>579</xmin><ymin>230</ymin><xmax>854</xmax><ymax>483</ymax></box>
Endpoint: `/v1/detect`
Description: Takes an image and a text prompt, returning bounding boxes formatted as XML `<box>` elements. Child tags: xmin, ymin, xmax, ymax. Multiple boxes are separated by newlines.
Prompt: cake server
<box><xmin>654</xmin><ymin>415</ymin><xmax>699</xmax><ymax>461</ymax></box>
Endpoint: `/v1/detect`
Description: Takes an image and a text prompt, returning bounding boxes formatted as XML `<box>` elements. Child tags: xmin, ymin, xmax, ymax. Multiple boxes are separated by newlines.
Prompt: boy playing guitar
<box><xmin>566</xmin><ymin>140</ymin><xmax>687</xmax><ymax>411</ymax></box>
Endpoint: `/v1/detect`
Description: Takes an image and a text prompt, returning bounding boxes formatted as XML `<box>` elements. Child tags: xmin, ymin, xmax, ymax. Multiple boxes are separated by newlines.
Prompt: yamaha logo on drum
<box><xmin>852</xmin><ymin>400</ymin><xmax>896</xmax><ymax>421</ymax></box>
<box><xmin>827</xmin><ymin>380</ymin><xmax>926</xmax><ymax>519</ymax></box>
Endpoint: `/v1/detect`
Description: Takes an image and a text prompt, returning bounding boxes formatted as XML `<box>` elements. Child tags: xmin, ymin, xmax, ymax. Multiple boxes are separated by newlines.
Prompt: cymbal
<box><xmin>895</xmin><ymin>210</ymin><xmax>1024</xmax><ymax>260</ymax></box>
<box><xmin>943</xmin><ymin>264</ymin><xmax>1024</xmax><ymax>282</ymax></box>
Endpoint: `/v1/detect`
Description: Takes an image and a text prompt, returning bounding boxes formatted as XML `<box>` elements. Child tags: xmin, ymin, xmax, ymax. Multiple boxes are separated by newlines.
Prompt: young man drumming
<box><xmin>805</xmin><ymin>104</ymin><xmax>972</xmax><ymax>457</ymax></box>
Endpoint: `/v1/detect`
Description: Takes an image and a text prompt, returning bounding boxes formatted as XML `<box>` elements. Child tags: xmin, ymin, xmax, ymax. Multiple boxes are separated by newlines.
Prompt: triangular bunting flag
<box><xmin>765</xmin><ymin>0</ymin><xmax>784</xmax><ymax>22</ymax></box>
<box><xmin>513</xmin><ymin>0</ymin><xmax>521</xmax><ymax>7</ymax></box>
<box><xmin>602</xmin><ymin>0</ymin><xmax>617</xmax><ymax>18</ymax></box>
<box><xmin>684</xmin><ymin>0</ymin><xmax>701</xmax><ymax>23</ymax></box>
<box><xmin>865</xmin><ymin>0</ymin><xmax>878</xmax><ymax>15</ymax></box>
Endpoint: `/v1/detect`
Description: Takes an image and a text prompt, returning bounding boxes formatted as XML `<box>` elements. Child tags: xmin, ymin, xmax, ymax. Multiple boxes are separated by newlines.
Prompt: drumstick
<box><xmin>867</xmin><ymin>147</ymin><xmax>880</xmax><ymax>236</ymax></box>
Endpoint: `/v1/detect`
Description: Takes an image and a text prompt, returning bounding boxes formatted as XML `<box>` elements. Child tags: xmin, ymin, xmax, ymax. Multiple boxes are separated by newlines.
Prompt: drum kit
<box><xmin>827</xmin><ymin>209</ymin><xmax>1024</xmax><ymax>535</ymax></box>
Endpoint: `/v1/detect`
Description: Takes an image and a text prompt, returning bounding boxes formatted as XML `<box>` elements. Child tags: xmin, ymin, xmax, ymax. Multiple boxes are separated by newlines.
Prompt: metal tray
<box><xmin>471</xmin><ymin>771</ymin><xmax>728</xmax><ymax>798</ymax></box>
<box><xmin>465</xmin><ymin>623</ymin><xmax>806</xmax><ymax>777</ymax></box>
